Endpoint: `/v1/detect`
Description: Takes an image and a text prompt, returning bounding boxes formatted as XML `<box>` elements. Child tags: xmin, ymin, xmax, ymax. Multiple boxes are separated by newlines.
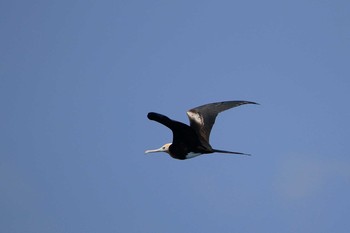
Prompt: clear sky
<box><xmin>1</xmin><ymin>0</ymin><xmax>350</xmax><ymax>232</ymax></box>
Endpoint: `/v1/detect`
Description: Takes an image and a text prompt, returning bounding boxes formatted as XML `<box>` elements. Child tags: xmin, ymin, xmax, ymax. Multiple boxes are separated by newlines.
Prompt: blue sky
<box><xmin>1</xmin><ymin>0</ymin><xmax>350</xmax><ymax>232</ymax></box>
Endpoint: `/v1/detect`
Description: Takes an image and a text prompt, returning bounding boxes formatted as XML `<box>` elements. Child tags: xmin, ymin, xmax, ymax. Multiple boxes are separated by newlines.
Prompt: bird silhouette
<box><xmin>145</xmin><ymin>100</ymin><xmax>258</xmax><ymax>160</ymax></box>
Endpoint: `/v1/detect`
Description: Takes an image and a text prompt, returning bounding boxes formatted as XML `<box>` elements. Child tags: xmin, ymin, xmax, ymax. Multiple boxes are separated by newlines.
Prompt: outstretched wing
<box><xmin>147</xmin><ymin>112</ymin><xmax>200</xmax><ymax>146</ymax></box>
<box><xmin>186</xmin><ymin>101</ymin><xmax>258</xmax><ymax>145</ymax></box>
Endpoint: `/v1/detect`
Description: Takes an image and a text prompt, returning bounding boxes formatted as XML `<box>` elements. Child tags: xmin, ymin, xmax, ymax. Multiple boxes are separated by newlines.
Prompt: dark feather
<box><xmin>186</xmin><ymin>101</ymin><xmax>258</xmax><ymax>145</ymax></box>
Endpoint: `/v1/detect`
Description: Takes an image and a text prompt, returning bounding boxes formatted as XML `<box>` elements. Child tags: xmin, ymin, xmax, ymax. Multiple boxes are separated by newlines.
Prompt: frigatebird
<box><xmin>145</xmin><ymin>100</ymin><xmax>257</xmax><ymax>160</ymax></box>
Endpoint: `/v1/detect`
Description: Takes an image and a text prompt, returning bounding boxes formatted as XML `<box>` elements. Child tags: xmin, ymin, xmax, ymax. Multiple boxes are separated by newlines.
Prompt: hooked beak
<box><xmin>145</xmin><ymin>146</ymin><xmax>167</xmax><ymax>154</ymax></box>
<box><xmin>145</xmin><ymin>143</ymin><xmax>171</xmax><ymax>155</ymax></box>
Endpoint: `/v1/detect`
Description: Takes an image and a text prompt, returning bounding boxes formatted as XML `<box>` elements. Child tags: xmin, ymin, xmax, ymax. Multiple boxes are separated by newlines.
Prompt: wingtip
<box><xmin>147</xmin><ymin>112</ymin><xmax>160</xmax><ymax>120</ymax></box>
<box><xmin>147</xmin><ymin>112</ymin><xmax>154</xmax><ymax>119</ymax></box>
<box><xmin>247</xmin><ymin>101</ymin><xmax>260</xmax><ymax>105</ymax></box>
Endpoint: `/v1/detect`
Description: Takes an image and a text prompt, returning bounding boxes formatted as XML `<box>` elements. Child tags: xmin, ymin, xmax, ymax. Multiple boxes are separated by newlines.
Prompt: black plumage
<box><xmin>145</xmin><ymin>100</ymin><xmax>257</xmax><ymax>160</ymax></box>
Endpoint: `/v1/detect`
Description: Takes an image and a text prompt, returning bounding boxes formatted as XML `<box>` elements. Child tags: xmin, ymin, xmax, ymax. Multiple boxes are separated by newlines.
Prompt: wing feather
<box><xmin>186</xmin><ymin>101</ymin><xmax>257</xmax><ymax>145</ymax></box>
<box><xmin>147</xmin><ymin>112</ymin><xmax>199</xmax><ymax>146</ymax></box>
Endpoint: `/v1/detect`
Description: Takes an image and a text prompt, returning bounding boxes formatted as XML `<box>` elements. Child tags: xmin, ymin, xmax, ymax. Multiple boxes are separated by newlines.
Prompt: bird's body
<box><xmin>145</xmin><ymin>100</ymin><xmax>257</xmax><ymax>160</ymax></box>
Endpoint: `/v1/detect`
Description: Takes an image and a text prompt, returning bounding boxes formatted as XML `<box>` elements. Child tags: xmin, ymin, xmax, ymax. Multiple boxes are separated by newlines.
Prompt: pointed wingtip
<box><xmin>246</xmin><ymin>101</ymin><xmax>260</xmax><ymax>105</ymax></box>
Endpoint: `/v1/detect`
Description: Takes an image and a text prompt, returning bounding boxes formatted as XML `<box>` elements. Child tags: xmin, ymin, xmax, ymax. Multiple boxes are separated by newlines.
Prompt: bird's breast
<box><xmin>169</xmin><ymin>142</ymin><xmax>203</xmax><ymax>160</ymax></box>
<box><xmin>168</xmin><ymin>143</ymin><xmax>189</xmax><ymax>160</ymax></box>
<box><xmin>185</xmin><ymin>152</ymin><xmax>202</xmax><ymax>159</ymax></box>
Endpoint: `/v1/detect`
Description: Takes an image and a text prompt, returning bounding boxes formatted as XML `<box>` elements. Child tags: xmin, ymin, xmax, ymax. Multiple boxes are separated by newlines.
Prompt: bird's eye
<box><xmin>162</xmin><ymin>147</ymin><xmax>165</xmax><ymax>149</ymax></box>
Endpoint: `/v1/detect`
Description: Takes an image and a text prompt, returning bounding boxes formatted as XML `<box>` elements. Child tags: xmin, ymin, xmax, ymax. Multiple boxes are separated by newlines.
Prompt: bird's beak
<box><xmin>145</xmin><ymin>147</ymin><xmax>166</xmax><ymax>154</ymax></box>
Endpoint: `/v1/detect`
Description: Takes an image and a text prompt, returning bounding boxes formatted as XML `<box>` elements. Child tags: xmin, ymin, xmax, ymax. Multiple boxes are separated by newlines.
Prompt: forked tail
<box><xmin>212</xmin><ymin>149</ymin><xmax>251</xmax><ymax>156</ymax></box>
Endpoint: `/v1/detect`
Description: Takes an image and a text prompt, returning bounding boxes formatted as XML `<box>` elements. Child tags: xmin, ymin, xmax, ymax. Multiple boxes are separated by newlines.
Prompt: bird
<box><xmin>145</xmin><ymin>100</ymin><xmax>258</xmax><ymax>160</ymax></box>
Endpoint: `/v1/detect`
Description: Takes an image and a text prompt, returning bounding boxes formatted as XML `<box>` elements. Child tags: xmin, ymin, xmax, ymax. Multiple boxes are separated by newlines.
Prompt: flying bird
<box><xmin>145</xmin><ymin>100</ymin><xmax>257</xmax><ymax>160</ymax></box>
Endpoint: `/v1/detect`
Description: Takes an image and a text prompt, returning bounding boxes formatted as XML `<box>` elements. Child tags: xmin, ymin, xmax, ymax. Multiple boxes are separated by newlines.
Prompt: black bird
<box><xmin>145</xmin><ymin>100</ymin><xmax>257</xmax><ymax>160</ymax></box>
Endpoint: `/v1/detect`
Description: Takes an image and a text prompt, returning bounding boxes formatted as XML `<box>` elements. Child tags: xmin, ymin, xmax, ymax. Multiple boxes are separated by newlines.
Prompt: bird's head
<box><xmin>145</xmin><ymin>143</ymin><xmax>172</xmax><ymax>155</ymax></box>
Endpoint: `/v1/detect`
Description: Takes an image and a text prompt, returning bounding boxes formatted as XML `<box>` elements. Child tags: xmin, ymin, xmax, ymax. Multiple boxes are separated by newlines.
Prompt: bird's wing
<box><xmin>147</xmin><ymin>112</ymin><xmax>200</xmax><ymax>146</ymax></box>
<box><xmin>186</xmin><ymin>101</ymin><xmax>258</xmax><ymax>145</ymax></box>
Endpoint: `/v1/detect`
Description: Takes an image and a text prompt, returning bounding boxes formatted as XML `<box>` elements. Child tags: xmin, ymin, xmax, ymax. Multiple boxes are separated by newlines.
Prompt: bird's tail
<box><xmin>212</xmin><ymin>149</ymin><xmax>251</xmax><ymax>156</ymax></box>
